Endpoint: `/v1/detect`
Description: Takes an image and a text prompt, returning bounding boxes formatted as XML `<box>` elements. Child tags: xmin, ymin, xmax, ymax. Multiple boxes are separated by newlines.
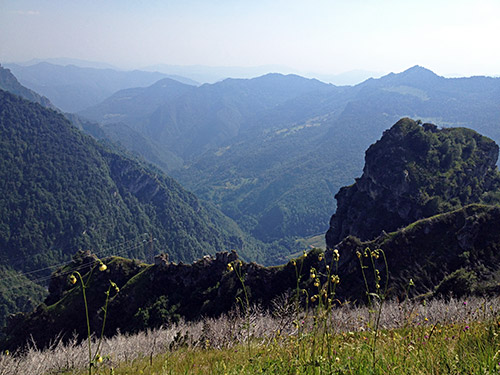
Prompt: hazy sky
<box><xmin>1</xmin><ymin>0</ymin><xmax>499</xmax><ymax>77</ymax></box>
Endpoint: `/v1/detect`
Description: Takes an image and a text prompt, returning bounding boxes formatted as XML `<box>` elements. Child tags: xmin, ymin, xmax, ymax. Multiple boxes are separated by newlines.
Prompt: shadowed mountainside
<box><xmin>326</xmin><ymin>118</ymin><xmax>500</xmax><ymax>246</ymax></box>
<box><xmin>3</xmin><ymin>204</ymin><xmax>500</xmax><ymax>351</ymax></box>
<box><xmin>0</xmin><ymin>88</ymin><xmax>268</xmax><ymax>328</ymax></box>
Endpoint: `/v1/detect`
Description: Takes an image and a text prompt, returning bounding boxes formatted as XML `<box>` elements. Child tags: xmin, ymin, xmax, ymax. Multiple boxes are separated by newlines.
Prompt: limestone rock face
<box><xmin>326</xmin><ymin>118</ymin><xmax>500</xmax><ymax>247</ymax></box>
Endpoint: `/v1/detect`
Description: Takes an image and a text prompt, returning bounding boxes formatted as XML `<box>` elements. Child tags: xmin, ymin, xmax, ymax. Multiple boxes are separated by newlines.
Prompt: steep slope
<box><xmin>5</xmin><ymin>62</ymin><xmax>197</xmax><ymax>112</ymax></box>
<box><xmin>79</xmin><ymin>78</ymin><xmax>196</xmax><ymax>130</ymax></box>
<box><xmin>0</xmin><ymin>89</ymin><xmax>261</xmax><ymax>328</ymax></box>
<box><xmin>4</xmin><ymin>204</ymin><xmax>500</xmax><ymax>351</ymax></box>
<box><xmin>326</xmin><ymin>118</ymin><xmax>500</xmax><ymax>246</ymax></box>
<box><xmin>0</xmin><ymin>65</ymin><xmax>55</xmax><ymax>109</ymax></box>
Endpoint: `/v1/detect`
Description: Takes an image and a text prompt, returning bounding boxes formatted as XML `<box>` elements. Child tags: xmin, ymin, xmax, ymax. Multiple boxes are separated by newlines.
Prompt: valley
<box><xmin>1</xmin><ymin>61</ymin><xmax>500</xmax><ymax>372</ymax></box>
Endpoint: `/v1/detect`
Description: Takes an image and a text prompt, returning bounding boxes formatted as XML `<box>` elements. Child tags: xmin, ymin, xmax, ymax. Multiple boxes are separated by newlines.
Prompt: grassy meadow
<box><xmin>1</xmin><ymin>296</ymin><xmax>499</xmax><ymax>375</ymax></box>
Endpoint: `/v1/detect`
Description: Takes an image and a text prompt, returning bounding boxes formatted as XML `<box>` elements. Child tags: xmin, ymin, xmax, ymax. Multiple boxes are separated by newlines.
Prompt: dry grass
<box><xmin>1</xmin><ymin>296</ymin><xmax>498</xmax><ymax>375</ymax></box>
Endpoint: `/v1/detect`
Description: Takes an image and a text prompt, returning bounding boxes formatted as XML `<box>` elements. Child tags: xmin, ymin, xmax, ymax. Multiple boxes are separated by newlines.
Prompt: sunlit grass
<box><xmin>72</xmin><ymin>317</ymin><xmax>500</xmax><ymax>374</ymax></box>
<box><xmin>1</xmin><ymin>296</ymin><xmax>499</xmax><ymax>375</ymax></box>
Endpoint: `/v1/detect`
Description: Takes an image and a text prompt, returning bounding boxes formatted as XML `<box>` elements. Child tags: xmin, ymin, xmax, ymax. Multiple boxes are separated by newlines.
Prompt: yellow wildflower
<box><xmin>333</xmin><ymin>249</ymin><xmax>340</xmax><ymax>261</ymax></box>
<box><xmin>110</xmin><ymin>280</ymin><xmax>119</xmax><ymax>293</ymax></box>
<box><xmin>69</xmin><ymin>275</ymin><xmax>77</xmax><ymax>284</ymax></box>
<box><xmin>227</xmin><ymin>263</ymin><xmax>234</xmax><ymax>272</ymax></box>
<box><xmin>99</xmin><ymin>263</ymin><xmax>107</xmax><ymax>272</ymax></box>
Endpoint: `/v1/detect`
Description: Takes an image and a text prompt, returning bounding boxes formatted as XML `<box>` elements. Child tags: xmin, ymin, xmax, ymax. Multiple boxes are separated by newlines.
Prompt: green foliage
<box><xmin>133</xmin><ymin>296</ymin><xmax>180</xmax><ymax>329</ymax></box>
<box><xmin>0</xmin><ymin>266</ymin><xmax>47</xmax><ymax>331</ymax></box>
<box><xmin>328</xmin><ymin>118</ymin><xmax>500</xmax><ymax>244</ymax></box>
<box><xmin>8</xmin><ymin>200</ymin><xmax>500</xmax><ymax>352</ymax></box>
<box><xmin>435</xmin><ymin>268</ymin><xmax>478</xmax><ymax>298</ymax></box>
<box><xmin>0</xmin><ymin>89</ymin><xmax>265</xmax><ymax>327</ymax></box>
<box><xmin>76</xmin><ymin>67</ymin><xmax>500</xmax><ymax>250</ymax></box>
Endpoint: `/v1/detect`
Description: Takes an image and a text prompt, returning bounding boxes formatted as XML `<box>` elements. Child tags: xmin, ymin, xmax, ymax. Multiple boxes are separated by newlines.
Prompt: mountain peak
<box><xmin>326</xmin><ymin>118</ymin><xmax>500</xmax><ymax>246</ymax></box>
<box><xmin>371</xmin><ymin>65</ymin><xmax>442</xmax><ymax>87</ymax></box>
<box><xmin>400</xmin><ymin>65</ymin><xmax>440</xmax><ymax>78</ymax></box>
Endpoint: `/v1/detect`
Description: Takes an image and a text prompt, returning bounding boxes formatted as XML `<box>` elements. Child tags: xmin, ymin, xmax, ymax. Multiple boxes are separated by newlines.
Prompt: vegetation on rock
<box><xmin>4</xmin><ymin>203</ymin><xmax>500</xmax><ymax>351</ymax></box>
<box><xmin>326</xmin><ymin>118</ymin><xmax>500</xmax><ymax>246</ymax></box>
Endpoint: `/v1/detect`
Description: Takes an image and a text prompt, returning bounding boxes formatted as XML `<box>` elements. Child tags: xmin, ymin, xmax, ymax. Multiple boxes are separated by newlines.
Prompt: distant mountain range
<box><xmin>73</xmin><ymin>66</ymin><xmax>500</xmax><ymax>243</ymax></box>
<box><xmin>3</xmin><ymin>62</ymin><xmax>500</xmax><ymax>248</ymax></box>
<box><xmin>0</xmin><ymin>64</ymin><xmax>55</xmax><ymax>109</ymax></box>
<box><xmin>140</xmin><ymin>63</ymin><xmax>382</xmax><ymax>85</ymax></box>
<box><xmin>4</xmin><ymin>62</ymin><xmax>198</xmax><ymax>112</ymax></box>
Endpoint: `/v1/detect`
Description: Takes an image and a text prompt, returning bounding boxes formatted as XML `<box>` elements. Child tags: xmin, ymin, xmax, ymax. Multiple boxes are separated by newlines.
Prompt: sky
<box><xmin>1</xmin><ymin>0</ymin><xmax>499</xmax><ymax>78</ymax></box>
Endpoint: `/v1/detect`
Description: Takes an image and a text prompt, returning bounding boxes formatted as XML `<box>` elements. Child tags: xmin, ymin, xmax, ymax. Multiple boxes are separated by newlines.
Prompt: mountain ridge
<box><xmin>79</xmin><ymin>66</ymin><xmax>500</xmax><ymax>243</ymax></box>
<box><xmin>4</xmin><ymin>62</ymin><xmax>198</xmax><ymax>112</ymax></box>
<box><xmin>0</xmin><ymin>87</ymin><xmax>270</xmax><ymax>329</ymax></box>
<box><xmin>4</xmin><ymin>202</ymin><xmax>500</xmax><ymax>351</ymax></box>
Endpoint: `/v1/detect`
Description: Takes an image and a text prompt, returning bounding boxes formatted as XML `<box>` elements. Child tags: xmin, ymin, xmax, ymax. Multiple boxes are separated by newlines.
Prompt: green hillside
<box><xmin>73</xmin><ymin>67</ymin><xmax>500</xmax><ymax>244</ymax></box>
<box><xmin>0</xmin><ymin>89</ymin><xmax>264</xmax><ymax>328</ymax></box>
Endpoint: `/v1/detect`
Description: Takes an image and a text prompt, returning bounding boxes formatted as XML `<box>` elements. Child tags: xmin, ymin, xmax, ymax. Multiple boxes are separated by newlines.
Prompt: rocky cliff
<box><xmin>326</xmin><ymin>118</ymin><xmax>500</xmax><ymax>247</ymax></box>
<box><xmin>4</xmin><ymin>204</ymin><xmax>500</xmax><ymax>351</ymax></box>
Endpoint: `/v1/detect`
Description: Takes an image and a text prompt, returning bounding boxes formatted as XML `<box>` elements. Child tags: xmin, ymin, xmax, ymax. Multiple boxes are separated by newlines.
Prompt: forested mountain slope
<box><xmin>74</xmin><ymin>66</ymin><xmax>500</xmax><ymax>244</ymax></box>
<box><xmin>80</xmin><ymin>73</ymin><xmax>333</xmax><ymax>160</ymax></box>
<box><xmin>0</xmin><ymin>89</ymin><xmax>262</xmax><ymax>328</ymax></box>
<box><xmin>173</xmin><ymin>67</ymin><xmax>500</xmax><ymax>241</ymax></box>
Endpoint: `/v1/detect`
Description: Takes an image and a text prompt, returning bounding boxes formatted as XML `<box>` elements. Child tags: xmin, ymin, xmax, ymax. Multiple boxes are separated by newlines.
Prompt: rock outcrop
<box><xmin>326</xmin><ymin>118</ymin><xmax>500</xmax><ymax>247</ymax></box>
<box><xmin>5</xmin><ymin>203</ymin><xmax>500</xmax><ymax>351</ymax></box>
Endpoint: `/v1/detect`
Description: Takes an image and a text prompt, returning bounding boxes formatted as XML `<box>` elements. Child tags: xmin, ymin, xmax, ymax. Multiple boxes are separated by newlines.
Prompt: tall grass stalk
<box><xmin>1</xmin><ymin>296</ymin><xmax>498</xmax><ymax>375</ymax></box>
<box><xmin>70</xmin><ymin>259</ymin><xmax>118</xmax><ymax>375</ymax></box>
<box><xmin>357</xmin><ymin>247</ymin><xmax>389</xmax><ymax>373</ymax></box>
<box><xmin>227</xmin><ymin>260</ymin><xmax>251</xmax><ymax>357</ymax></box>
